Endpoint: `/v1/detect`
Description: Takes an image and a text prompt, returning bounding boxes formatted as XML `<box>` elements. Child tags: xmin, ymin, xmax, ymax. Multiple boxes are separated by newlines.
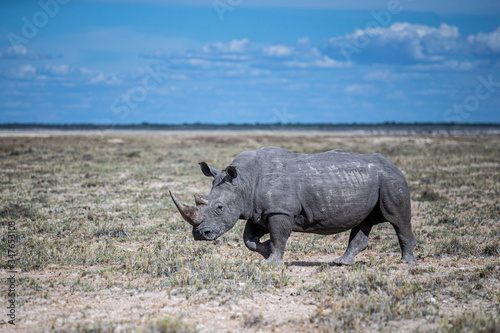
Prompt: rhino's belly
<box><xmin>292</xmin><ymin>212</ymin><xmax>369</xmax><ymax>234</ymax></box>
<box><xmin>291</xmin><ymin>176</ymin><xmax>379</xmax><ymax>234</ymax></box>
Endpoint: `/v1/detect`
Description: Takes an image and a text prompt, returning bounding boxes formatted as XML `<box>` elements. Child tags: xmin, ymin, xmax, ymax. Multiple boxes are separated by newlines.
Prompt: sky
<box><xmin>0</xmin><ymin>0</ymin><xmax>499</xmax><ymax>124</ymax></box>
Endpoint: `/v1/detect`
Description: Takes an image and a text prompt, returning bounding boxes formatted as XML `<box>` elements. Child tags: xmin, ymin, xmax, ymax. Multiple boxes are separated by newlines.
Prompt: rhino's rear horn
<box><xmin>169</xmin><ymin>190</ymin><xmax>202</xmax><ymax>226</ymax></box>
<box><xmin>194</xmin><ymin>193</ymin><xmax>209</xmax><ymax>206</ymax></box>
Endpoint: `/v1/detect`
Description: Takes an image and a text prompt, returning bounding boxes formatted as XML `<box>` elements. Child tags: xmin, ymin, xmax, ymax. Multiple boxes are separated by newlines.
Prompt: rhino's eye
<box><xmin>215</xmin><ymin>203</ymin><xmax>224</xmax><ymax>215</ymax></box>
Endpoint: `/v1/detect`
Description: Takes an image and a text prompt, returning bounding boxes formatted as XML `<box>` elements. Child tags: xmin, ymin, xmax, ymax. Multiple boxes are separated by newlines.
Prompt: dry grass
<box><xmin>0</xmin><ymin>131</ymin><xmax>498</xmax><ymax>332</ymax></box>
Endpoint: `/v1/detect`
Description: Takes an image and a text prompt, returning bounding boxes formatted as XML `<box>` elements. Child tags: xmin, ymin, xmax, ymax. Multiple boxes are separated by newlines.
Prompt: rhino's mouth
<box><xmin>192</xmin><ymin>227</ymin><xmax>219</xmax><ymax>241</ymax></box>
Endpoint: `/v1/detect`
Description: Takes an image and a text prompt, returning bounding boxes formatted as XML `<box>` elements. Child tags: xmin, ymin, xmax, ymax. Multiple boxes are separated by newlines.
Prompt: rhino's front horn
<box><xmin>169</xmin><ymin>190</ymin><xmax>202</xmax><ymax>226</ymax></box>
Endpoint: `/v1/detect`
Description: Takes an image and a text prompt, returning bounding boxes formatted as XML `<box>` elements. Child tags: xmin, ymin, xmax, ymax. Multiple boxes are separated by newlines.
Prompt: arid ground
<box><xmin>0</xmin><ymin>131</ymin><xmax>498</xmax><ymax>332</ymax></box>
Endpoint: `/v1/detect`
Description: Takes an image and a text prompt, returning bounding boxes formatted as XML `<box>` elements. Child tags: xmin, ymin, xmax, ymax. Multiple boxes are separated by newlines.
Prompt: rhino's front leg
<box><xmin>244</xmin><ymin>221</ymin><xmax>271</xmax><ymax>259</ymax></box>
<box><xmin>265</xmin><ymin>214</ymin><xmax>292</xmax><ymax>263</ymax></box>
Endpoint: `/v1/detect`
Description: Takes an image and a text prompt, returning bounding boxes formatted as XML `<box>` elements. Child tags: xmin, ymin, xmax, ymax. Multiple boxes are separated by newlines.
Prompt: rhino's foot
<box><xmin>244</xmin><ymin>239</ymin><xmax>258</xmax><ymax>251</ymax></box>
<box><xmin>332</xmin><ymin>256</ymin><xmax>355</xmax><ymax>266</ymax></box>
<box><xmin>265</xmin><ymin>256</ymin><xmax>283</xmax><ymax>265</ymax></box>
<box><xmin>245</xmin><ymin>239</ymin><xmax>271</xmax><ymax>259</ymax></box>
<box><xmin>402</xmin><ymin>255</ymin><xmax>418</xmax><ymax>266</ymax></box>
<box><xmin>257</xmin><ymin>240</ymin><xmax>271</xmax><ymax>259</ymax></box>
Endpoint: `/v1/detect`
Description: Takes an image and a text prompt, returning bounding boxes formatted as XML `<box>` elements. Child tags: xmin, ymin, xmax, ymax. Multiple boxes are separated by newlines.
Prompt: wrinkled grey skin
<box><xmin>170</xmin><ymin>147</ymin><xmax>417</xmax><ymax>265</ymax></box>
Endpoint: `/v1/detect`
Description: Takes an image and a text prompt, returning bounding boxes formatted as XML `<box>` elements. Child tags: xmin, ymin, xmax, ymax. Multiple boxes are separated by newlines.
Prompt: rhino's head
<box><xmin>169</xmin><ymin>162</ymin><xmax>244</xmax><ymax>241</ymax></box>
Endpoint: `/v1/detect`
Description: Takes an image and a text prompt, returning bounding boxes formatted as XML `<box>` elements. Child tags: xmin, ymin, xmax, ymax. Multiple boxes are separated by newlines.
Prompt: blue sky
<box><xmin>0</xmin><ymin>0</ymin><xmax>499</xmax><ymax>124</ymax></box>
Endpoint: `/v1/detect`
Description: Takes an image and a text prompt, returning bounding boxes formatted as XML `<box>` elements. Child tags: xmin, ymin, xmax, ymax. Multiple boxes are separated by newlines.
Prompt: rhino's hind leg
<box><xmin>333</xmin><ymin>217</ymin><xmax>375</xmax><ymax>266</ymax></box>
<box><xmin>379</xmin><ymin>180</ymin><xmax>418</xmax><ymax>265</ymax></box>
<box><xmin>392</xmin><ymin>224</ymin><xmax>418</xmax><ymax>265</ymax></box>
<box><xmin>244</xmin><ymin>221</ymin><xmax>271</xmax><ymax>259</ymax></box>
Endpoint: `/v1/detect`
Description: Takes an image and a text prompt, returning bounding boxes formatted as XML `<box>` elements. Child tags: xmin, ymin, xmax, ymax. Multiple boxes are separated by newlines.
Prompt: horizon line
<box><xmin>1</xmin><ymin>122</ymin><xmax>500</xmax><ymax>127</ymax></box>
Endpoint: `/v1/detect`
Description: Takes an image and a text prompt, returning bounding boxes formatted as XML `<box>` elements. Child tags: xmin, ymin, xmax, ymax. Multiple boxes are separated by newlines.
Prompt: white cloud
<box><xmin>89</xmin><ymin>72</ymin><xmax>121</xmax><ymax>85</ymax></box>
<box><xmin>6</xmin><ymin>65</ymin><xmax>37</xmax><ymax>79</ymax></box>
<box><xmin>139</xmin><ymin>25</ymin><xmax>500</xmax><ymax>72</ymax></box>
<box><xmin>325</xmin><ymin>22</ymin><xmax>467</xmax><ymax>64</ymax></box>
<box><xmin>323</xmin><ymin>22</ymin><xmax>500</xmax><ymax>67</ymax></box>
<box><xmin>363</xmin><ymin>70</ymin><xmax>429</xmax><ymax>82</ymax></box>
<box><xmin>141</xmin><ymin>37</ymin><xmax>350</xmax><ymax>72</ymax></box>
<box><xmin>467</xmin><ymin>27</ymin><xmax>500</xmax><ymax>55</ymax></box>
<box><xmin>0</xmin><ymin>45</ymin><xmax>51</xmax><ymax>60</ymax></box>
<box><xmin>141</xmin><ymin>39</ymin><xmax>252</xmax><ymax>68</ymax></box>
<box><xmin>262</xmin><ymin>45</ymin><xmax>294</xmax><ymax>57</ymax></box>
<box><xmin>249</xmin><ymin>69</ymin><xmax>270</xmax><ymax>76</ymax></box>
<box><xmin>42</xmin><ymin>64</ymin><xmax>71</xmax><ymax>76</ymax></box>
<box><xmin>283</xmin><ymin>56</ymin><xmax>348</xmax><ymax>69</ymax></box>
<box><xmin>314</xmin><ymin>56</ymin><xmax>348</xmax><ymax>68</ymax></box>
<box><xmin>202</xmin><ymin>39</ymin><xmax>249</xmax><ymax>54</ymax></box>
<box><xmin>0</xmin><ymin>45</ymin><xmax>28</xmax><ymax>58</ymax></box>
<box><xmin>408</xmin><ymin>59</ymin><xmax>489</xmax><ymax>71</ymax></box>
<box><xmin>2</xmin><ymin>63</ymin><xmax>123</xmax><ymax>86</ymax></box>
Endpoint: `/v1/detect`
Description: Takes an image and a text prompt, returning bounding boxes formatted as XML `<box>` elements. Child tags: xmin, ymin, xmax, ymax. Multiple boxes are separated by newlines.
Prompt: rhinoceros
<box><xmin>169</xmin><ymin>146</ymin><xmax>417</xmax><ymax>265</ymax></box>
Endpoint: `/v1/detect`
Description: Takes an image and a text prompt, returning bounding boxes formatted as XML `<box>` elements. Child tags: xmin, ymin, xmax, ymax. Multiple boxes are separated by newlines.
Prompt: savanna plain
<box><xmin>0</xmin><ymin>131</ymin><xmax>499</xmax><ymax>333</ymax></box>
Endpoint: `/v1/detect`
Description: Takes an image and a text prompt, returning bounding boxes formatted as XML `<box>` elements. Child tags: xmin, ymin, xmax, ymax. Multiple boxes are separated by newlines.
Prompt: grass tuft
<box><xmin>437</xmin><ymin>217</ymin><xmax>460</xmax><ymax>226</ymax></box>
<box><xmin>0</xmin><ymin>203</ymin><xmax>36</xmax><ymax>220</ymax></box>
<box><xmin>433</xmin><ymin>237</ymin><xmax>477</xmax><ymax>257</ymax></box>
<box><xmin>243</xmin><ymin>314</ymin><xmax>265</xmax><ymax>328</ymax></box>
<box><xmin>417</xmin><ymin>188</ymin><xmax>443</xmax><ymax>202</ymax></box>
<box><xmin>49</xmin><ymin>316</ymin><xmax>196</xmax><ymax>333</ymax></box>
<box><xmin>482</xmin><ymin>242</ymin><xmax>499</xmax><ymax>256</ymax></box>
<box><xmin>433</xmin><ymin>310</ymin><xmax>500</xmax><ymax>333</ymax></box>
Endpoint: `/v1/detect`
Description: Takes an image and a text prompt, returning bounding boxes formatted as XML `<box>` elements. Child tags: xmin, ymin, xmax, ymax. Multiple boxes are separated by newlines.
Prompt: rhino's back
<box><xmin>251</xmin><ymin>147</ymin><xmax>389</xmax><ymax>233</ymax></box>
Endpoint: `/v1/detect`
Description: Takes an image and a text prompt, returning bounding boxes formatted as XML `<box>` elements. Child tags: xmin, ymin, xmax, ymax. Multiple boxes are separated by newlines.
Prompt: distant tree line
<box><xmin>0</xmin><ymin>122</ymin><xmax>499</xmax><ymax>134</ymax></box>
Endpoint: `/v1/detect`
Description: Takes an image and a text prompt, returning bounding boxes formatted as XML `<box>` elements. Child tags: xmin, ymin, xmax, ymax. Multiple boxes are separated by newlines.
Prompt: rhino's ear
<box><xmin>226</xmin><ymin>165</ymin><xmax>238</xmax><ymax>180</ymax></box>
<box><xmin>199</xmin><ymin>162</ymin><xmax>220</xmax><ymax>178</ymax></box>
